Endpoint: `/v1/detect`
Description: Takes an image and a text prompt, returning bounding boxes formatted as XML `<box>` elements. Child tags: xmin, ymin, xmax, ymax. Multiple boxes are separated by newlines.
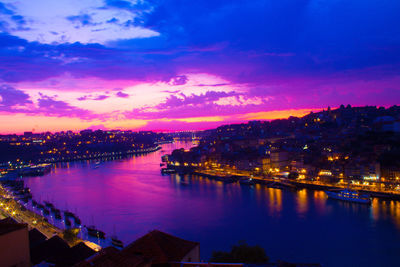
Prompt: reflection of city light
<box><xmin>318</xmin><ymin>170</ymin><xmax>332</xmax><ymax>176</ymax></box>
<box><xmin>363</xmin><ymin>175</ymin><xmax>378</xmax><ymax>181</ymax></box>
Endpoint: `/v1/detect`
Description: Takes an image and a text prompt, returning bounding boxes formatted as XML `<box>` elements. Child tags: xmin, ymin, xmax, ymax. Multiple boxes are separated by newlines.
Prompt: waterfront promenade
<box><xmin>0</xmin><ymin>184</ymin><xmax>100</xmax><ymax>251</ymax></box>
<box><xmin>191</xmin><ymin>168</ymin><xmax>400</xmax><ymax>200</ymax></box>
<box><xmin>21</xmin><ymin>141</ymin><xmax>400</xmax><ymax>266</ymax></box>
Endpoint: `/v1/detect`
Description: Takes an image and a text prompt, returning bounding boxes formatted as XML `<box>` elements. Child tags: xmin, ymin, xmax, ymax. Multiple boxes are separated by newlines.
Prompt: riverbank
<box><xmin>36</xmin><ymin>145</ymin><xmax>162</xmax><ymax>164</ymax></box>
<box><xmin>0</xmin><ymin>182</ymin><xmax>100</xmax><ymax>251</ymax></box>
<box><xmin>0</xmin><ymin>145</ymin><xmax>162</xmax><ymax>179</ymax></box>
<box><xmin>188</xmin><ymin>169</ymin><xmax>400</xmax><ymax>200</ymax></box>
<box><xmin>21</xmin><ymin>141</ymin><xmax>400</xmax><ymax>266</ymax></box>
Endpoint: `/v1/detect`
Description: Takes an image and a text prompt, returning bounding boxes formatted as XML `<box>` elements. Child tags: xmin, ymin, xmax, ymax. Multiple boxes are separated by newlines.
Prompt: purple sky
<box><xmin>0</xmin><ymin>0</ymin><xmax>399</xmax><ymax>133</ymax></box>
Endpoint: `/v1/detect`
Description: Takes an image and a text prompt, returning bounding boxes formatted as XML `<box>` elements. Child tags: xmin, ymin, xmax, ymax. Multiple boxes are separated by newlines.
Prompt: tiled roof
<box><xmin>123</xmin><ymin>230</ymin><xmax>199</xmax><ymax>264</ymax></box>
<box><xmin>28</xmin><ymin>228</ymin><xmax>47</xmax><ymax>248</ymax></box>
<box><xmin>31</xmin><ymin>235</ymin><xmax>70</xmax><ymax>265</ymax></box>
<box><xmin>76</xmin><ymin>246</ymin><xmax>151</xmax><ymax>267</ymax></box>
<box><xmin>0</xmin><ymin>217</ymin><xmax>27</xmax><ymax>236</ymax></box>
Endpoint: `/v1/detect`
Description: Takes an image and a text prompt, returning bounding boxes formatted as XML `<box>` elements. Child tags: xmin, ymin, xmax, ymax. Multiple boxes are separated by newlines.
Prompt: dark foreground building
<box><xmin>0</xmin><ymin>217</ymin><xmax>30</xmax><ymax>267</ymax></box>
<box><xmin>78</xmin><ymin>230</ymin><xmax>200</xmax><ymax>267</ymax></box>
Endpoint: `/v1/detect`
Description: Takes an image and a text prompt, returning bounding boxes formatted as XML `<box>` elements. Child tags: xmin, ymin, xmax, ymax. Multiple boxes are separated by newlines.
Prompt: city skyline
<box><xmin>1</xmin><ymin>0</ymin><xmax>400</xmax><ymax>133</ymax></box>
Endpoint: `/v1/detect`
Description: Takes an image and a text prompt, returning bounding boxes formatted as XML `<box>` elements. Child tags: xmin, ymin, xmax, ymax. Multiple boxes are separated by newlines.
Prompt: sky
<box><xmin>0</xmin><ymin>0</ymin><xmax>399</xmax><ymax>133</ymax></box>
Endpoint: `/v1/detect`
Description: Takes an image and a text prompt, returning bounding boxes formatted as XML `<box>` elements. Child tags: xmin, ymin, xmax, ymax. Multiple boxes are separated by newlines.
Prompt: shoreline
<box><xmin>183</xmin><ymin>169</ymin><xmax>400</xmax><ymax>201</ymax></box>
<box><xmin>0</xmin><ymin>145</ymin><xmax>162</xmax><ymax>167</ymax></box>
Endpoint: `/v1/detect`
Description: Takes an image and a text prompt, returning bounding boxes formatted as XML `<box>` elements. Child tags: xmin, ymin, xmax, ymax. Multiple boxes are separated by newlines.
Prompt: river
<box><xmin>24</xmin><ymin>141</ymin><xmax>400</xmax><ymax>266</ymax></box>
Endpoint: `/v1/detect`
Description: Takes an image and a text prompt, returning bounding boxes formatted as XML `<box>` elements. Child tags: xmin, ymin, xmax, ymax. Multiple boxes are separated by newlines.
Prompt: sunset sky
<box><xmin>0</xmin><ymin>0</ymin><xmax>400</xmax><ymax>133</ymax></box>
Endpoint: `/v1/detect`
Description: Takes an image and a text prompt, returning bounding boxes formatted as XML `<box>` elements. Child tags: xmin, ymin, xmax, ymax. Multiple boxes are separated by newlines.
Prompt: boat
<box><xmin>64</xmin><ymin>210</ymin><xmax>75</xmax><ymax>217</ymax></box>
<box><xmin>239</xmin><ymin>177</ymin><xmax>255</xmax><ymax>185</ymax></box>
<box><xmin>111</xmin><ymin>236</ymin><xmax>124</xmax><ymax>248</ymax></box>
<box><xmin>325</xmin><ymin>189</ymin><xmax>371</xmax><ymax>204</ymax></box>
<box><xmin>215</xmin><ymin>176</ymin><xmax>236</xmax><ymax>183</ymax></box>
<box><xmin>65</xmin><ymin>218</ymin><xmax>72</xmax><ymax>227</ymax></box>
<box><xmin>94</xmin><ymin>161</ymin><xmax>102</xmax><ymax>169</ymax></box>
<box><xmin>86</xmin><ymin>225</ymin><xmax>106</xmax><ymax>239</ymax></box>
<box><xmin>161</xmin><ymin>168</ymin><xmax>176</xmax><ymax>174</ymax></box>
<box><xmin>74</xmin><ymin>217</ymin><xmax>82</xmax><ymax>225</ymax></box>
<box><xmin>19</xmin><ymin>164</ymin><xmax>51</xmax><ymax>177</ymax></box>
<box><xmin>44</xmin><ymin>201</ymin><xmax>54</xmax><ymax>208</ymax></box>
<box><xmin>54</xmin><ymin>211</ymin><xmax>62</xmax><ymax>220</ymax></box>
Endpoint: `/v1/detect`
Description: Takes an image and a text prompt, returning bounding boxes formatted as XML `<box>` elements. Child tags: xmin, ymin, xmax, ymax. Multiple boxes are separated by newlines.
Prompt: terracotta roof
<box><xmin>122</xmin><ymin>230</ymin><xmax>199</xmax><ymax>264</ymax></box>
<box><xmin>31</xmin><ymin>235</ymin><xmax>70</xmax><ymax>265</ymax></box>
<box><xmin>0</xmin><ymin>217</ymin><xmax>27</xmax><ymax>236</ymax></box>
<box><xmin>65</xmin><ymin>242</ymin><xmax>96</xmax><ymax>265</ymax></box>
<box><xmin>29</xmin><ymin>228</ymin><xmax>47</xmax><ymax>249</ymax></box>
<box><xmin>0</xmin><ymin>217</ymin><xmax>18</xmax><ymax>224</ymax></box>
<box><xmin>76</xmin><ymin>246</ymin><xmax>151</xmax><ymax>267</ymax></box>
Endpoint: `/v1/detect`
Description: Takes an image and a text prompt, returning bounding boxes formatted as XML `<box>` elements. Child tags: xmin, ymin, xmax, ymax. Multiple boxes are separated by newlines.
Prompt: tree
<box><xmin>210</xmin><ymin>241</ymin><xmax>269</xmax><ymax>264</ymax></box>
<box><xmin>62</xmin><ymin>228</ymin><xmax>80</xmax><ymax>243</ymax></box>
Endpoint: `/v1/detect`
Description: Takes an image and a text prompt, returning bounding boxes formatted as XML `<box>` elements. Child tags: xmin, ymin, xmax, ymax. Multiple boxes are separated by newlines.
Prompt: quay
<box><xmin>184</xmin><ymin>169</ymin><xmax>400</xmax><ymax>201</ymax></box>
<box><xmin>0</xmin><ymin>183</ymin><xmax>100</xmax><ymax>251</ymax></box>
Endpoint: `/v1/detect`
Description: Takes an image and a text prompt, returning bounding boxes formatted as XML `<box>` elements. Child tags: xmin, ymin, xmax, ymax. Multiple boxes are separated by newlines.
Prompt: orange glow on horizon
<box><xmin>2</xmin><ymin>107</ymin><xmax>322</xmax><ymax>134</ymax></box>
<box><xmin>240</xmin><ymin>108</ymin><xmax>322</xmax><ymax>121</ymax></box>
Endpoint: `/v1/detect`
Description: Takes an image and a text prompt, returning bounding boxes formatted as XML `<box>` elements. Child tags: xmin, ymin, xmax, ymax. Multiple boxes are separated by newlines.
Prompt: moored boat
<box><xmin>86</xmin><ymin>225</ymin><xmax>106</xmax><ymax>239</ymax></box>
<box><xmin>161</xmin><ymin>168</ymin><xmax>176</xmax><ymax>174</ymax></box>
<box><xmin>326</xmin><ymin>189</ymin><xmax>371</xmax><ymax>204</ymax></box>
<box><xmin>64</xmin><ymin>210</ymin><xmax>75</xmax><ymax>217</ymax></box>
<box><xmin>54</xmin><ymin>211</ymin><xmax>62</xmax><ymax>220</ymax></box>
<box><xmin>43</xmin><ymin>208</ymin><xmax>50</xmax><ymax>215</ymax></box>
<box><xmin>65</xmin><ymin>217</ymin><xmax>72</xmax><ymax>227</ymax></box>
<box><xmin>74</xmin><ymin>217</ymin><xmax>82</xmax><ymax>225</ymax></box>
<box><xmin>111</xmin><ymin>236</ymin><xmax>124</xmax><ymax>248</ymax></box>
<box><xmin>239</xmin><ymin>177</ymin><xmax>255</xmax><ymax>185</ymax></box>
<box><xmin>44</xmin><ymin>201</ymin><xmax>54</xmax><ymax>208</ymax></box>
<box><xmin>93</xmin><ymin>161</ymin><xmax>102</xmax><ymax>169</ymax></box>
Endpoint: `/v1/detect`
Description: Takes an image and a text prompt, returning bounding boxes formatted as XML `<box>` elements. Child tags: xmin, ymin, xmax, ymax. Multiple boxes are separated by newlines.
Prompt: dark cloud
<box><xmin>93</xmin><ymin>95</ymin><xmax>109</xmax><ymax>100</ymax></box>
<box><xmin>159</xmin><ymin>91</ymin><xmax>237</xmax><ymax>109</ymax></box>
<box><xmin>168</xmin><ymin>75</ymin><xmax>188</xmax><ymax>86</ymax></box>
<box><xmin>116</xmin><ymin>91</ymin><xmax>129</xmax><ymax>98</ymax></box>
<box><xmin>161</xmin><ymin>90</ymin><xmax>180</xmax><ymax>94</ymax></box>
<box><xmin>104</xmin><ymin>0</ymin><xmax>152</xmax><ymax>12</ymax></box>
<box><xmin>196</xmin><ymin>83</ymin><xmax>229</xmax><ymax>87</ymax></box>
<box><xmin>0</xmin><ymin>0</ymin><xmax>399</xmax><ymax>120</ymax></box>
<box><xmin>66</xmin><ymin>14</ymin><xmax>97</xmax><ymax>27</ymax></box>
<box><xmin>0</xmin><ymin>2</ymin><xmax>14</xmax><ymax>15</ymax></box>
<box><xmin>0</xmin><ymin>2</ymin><xmax>27</xmax><ymax>30</ymax></box>
<box><xmin>0</xmin><ymin>84</ymin><xmax>32</xmax><ymax>111</ymax></box>
<box><xmin>125</xmin><ymin>90</ymin><xmax>266</xmax><ymax>120</ymax></box>
<box><xmin>77</xmin><ymin>94</ymin><xmax>110</xmax><ymax>101</ymax></box>
<box><xmin>37</xmin><ymin>93</ymin><xmax>93</xmax><ymax>118</ymax></box>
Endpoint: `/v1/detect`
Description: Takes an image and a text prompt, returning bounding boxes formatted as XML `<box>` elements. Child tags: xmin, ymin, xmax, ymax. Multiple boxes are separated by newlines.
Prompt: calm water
<box><xmin>25</xmin><ymin>142</ymin><xmax>400</xmax><ymax>266</ymax></box>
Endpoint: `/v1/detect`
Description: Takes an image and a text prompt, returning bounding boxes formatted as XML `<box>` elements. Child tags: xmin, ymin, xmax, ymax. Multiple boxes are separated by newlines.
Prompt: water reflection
<box><xmin>267</xmin><ymin>188</ymin><xmax>282</xmax><ymax>216</ymax></box>
<box><xmin>371</xmin><ymin>199</ymin><xmax>400</xmax><ymax>229</ymax></box>
<box><xmin>296</xmin><ymin>189</ymin><xmax>308</xmax><ymax>216</ymax></box>
<box><xmin>23</xmin><ymin>141</ymin><xmax>400</xmax><ymax>267</ymax></box>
